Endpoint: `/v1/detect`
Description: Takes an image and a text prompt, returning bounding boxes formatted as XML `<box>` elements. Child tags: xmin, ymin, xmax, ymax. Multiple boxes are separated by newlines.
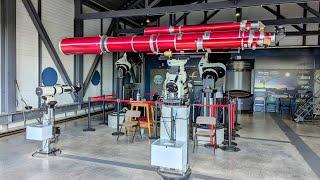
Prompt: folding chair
<box><xmin>193</xmin><ymin>116</ymin><xmax>217</xmax><ymax>154</ymax></box>
<box><xmin>117</xmin><ymin>110</ymin><xmax>141</xmax><ymax>142</ymax></box>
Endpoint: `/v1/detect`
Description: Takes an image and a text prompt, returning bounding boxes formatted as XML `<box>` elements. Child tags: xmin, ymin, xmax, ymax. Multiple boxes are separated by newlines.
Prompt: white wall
<box><xmin>16</xmin><ymin>0</ymin><xmax>39</xmax><ymax>111</ymax></box>
<box><xmin>83</xmin><ymin>19</ymin><xmax>100</xmax><ymax>100</ymax></box>
<box><xmin>42</xmin><ymin>0</ymin><xmax>75</xmax><ymax>105</ymax></box>
<box><xmin>102</xmin><ymin>19</ymin><xmax>113</xmax><ymax>96</ymax></box>
<box><xmin>255</xmin><ymin>56</ymin><xmax>315</xmax><ymax>70</ymax></box>
<box><xmin>82</xmin><ymin>14</ymin><xmax>113</xmax><ymax>100</ymax></box>
<box><xmin>15</xmin><ymin>0</ymin><xmax>113</xmax><ymax>112</ymax></box>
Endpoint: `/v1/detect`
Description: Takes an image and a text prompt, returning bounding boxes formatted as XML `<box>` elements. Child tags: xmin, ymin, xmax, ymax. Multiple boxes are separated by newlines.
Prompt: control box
<box><xmin>26</xmin><ymin>124</ymin><xmax>53</xmax><ymax>141</ymax></box>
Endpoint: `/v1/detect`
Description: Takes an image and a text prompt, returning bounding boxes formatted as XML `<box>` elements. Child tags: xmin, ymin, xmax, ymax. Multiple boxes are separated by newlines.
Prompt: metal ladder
<box><xmin>294</xmin><ymin>71</ymin><xmax>320</xmax><ymax>122</ymax></box>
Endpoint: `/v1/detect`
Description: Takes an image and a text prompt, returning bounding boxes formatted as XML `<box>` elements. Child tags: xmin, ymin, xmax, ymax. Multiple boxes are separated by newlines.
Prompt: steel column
<box><xmin>74</xmin><ymin>0</ymin><xmax>84</xmax><ymax>103</ymax></box>
<box><xmin>37</xmin><ymin>0</ymin><xmax>42</xmax><ymax>108</ymax></box>
<box><xmin>22</xmin><ymin>0</ymin><xmax>76</xmax><ymax>101</ymax></box>
<box><xmin>204</xmin><ymin>0</ymin><xmax>208</xmax><ymax>24</ymax></box>
<box><xmin>318</xmin><ymin>3</ymin><xmax>320</xmax><ymax>45</ymax></box>
<box><xmin>100</xmin><ymin>19</ymin><xmax>103</xmax><ymax>96</ymax></box>
<box><xmin>276</xmin><ymin>5</ymin><xmax>280</xmax><ymax>46</ymax></box>
<box><xmin>303</xmin><ymin>5</ymin><xmax>307</xmax><ymax>45</ymax></box>
<box><xmin>0</xmin><ymin>0</ymin><xmax>16</xmax><ymax>114</ymax></box>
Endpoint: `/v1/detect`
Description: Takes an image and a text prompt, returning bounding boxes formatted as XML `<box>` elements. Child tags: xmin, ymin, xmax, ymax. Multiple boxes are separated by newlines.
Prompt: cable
<box><xmin>15</xmin><ymin>80</ymin><xmax>30</xmax><ymax>108</ymax></box>
<box><xmin>15</xmin><ymin>80</ymin><xmax>32</xmax><ymax>127</ymax></box>
<box><xmin>161</xmin><ymin>118</ymin><xmax>172</xmax><ymax>139</ymax></box>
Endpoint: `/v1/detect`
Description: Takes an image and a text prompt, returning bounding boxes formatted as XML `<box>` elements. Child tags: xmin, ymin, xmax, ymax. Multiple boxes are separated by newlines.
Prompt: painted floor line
<box><xmin>298</xmin><ymin>134</ymin><xmax>320</xmax><ymax>139</ymax></box>
<box><xmin>60</xmin><ymin>153</ymin><xmax>229</xmax><ymax>180</ymax></box>
<box><xmin>271</xmin><ymin>114</ymin><xmax>320</xmax><ymax>178</ymax></box>
<box><xmin>239</xmin><ymin>136</ymin><xmax>291</xmax><ymax>143</ymax></box>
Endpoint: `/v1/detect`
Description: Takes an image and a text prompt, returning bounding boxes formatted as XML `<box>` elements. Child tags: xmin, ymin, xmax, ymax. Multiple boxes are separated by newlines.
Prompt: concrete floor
<box><xmin>1</xmin><ymin>113</ymin><xmax>320</xmax><ymax>180</ymax></box>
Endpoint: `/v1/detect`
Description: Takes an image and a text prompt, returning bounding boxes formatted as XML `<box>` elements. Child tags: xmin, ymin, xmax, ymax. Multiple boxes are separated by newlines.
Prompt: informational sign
<box><xmin>254</xmin><ymin>69</ymin><xmax>314</xmax><ymax>112</ymax></box>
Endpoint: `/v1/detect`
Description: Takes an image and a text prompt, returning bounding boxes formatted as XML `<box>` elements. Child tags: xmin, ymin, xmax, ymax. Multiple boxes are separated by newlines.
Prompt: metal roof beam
<box><xmin>298</xmin><ymin>3</ymin><xmax>320</xmax><ymax>17</ymax></box>
<box><xmin>77</xmin><ymin>0</ymin><xmax>316</xmax><ymax>19</ymax></box>
<box><xmin>116</xmin><ymin>16</ymin><xmax>320</xmax><ymax>34</ymax></box>
<box><xmin>262</xmin><ymin>6</ymin><xmax>304</xmax><ymax>32</ymax></box>
<box><xmin>148</xmin><ymin>0</ymin><xmax>163</xmax><ymax>8</ymax></box>
<box><xmin>83</xmin><ymin>0</ymin><xmax>141</xmax><ymax>28</ymax></box>
<box><xmin>201</xmin><ymin>10</ymin><xmax>220</xmax><ymax>24</ymax></box>
<box><xmin>173</xmin><ymin>13</ymin><xmax>190</xmax><ymax>26</ymax></box>
<box><xmin>262</xmin><ymin>17</ymin><xmax>320</xmax><ymax>25</ymax></box>
<box><xmin>286</xmin><ymin>31</ymin><xmax>320</xmax><ymax>36</ymax></box>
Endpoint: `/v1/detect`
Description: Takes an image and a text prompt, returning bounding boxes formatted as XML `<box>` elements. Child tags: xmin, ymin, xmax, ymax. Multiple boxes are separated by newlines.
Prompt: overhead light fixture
<box><xmin>285</xmin><ymin>72</ymin><xmax>291</xmax><ymax>77</ymax></box>
<box><xmin>236</xmin><ymin>8</ymin><xmax>241</xmax><ymax>17</ymax></box>
<box><xmin>146</xmin><ymin>19</ymin><xmax>150</xmax><ymax>23</ymax></box>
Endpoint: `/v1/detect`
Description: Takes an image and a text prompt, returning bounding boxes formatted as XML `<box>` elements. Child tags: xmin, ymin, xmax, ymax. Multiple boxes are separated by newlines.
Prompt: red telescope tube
<box><xmin>59</xmin><ymin>36</ymin><xmax>102</xmax><ymax>55</ymax></box>
<box><xmin>144</xmin><ymin>21</ymin><xmax>264</xmax><ymax>35</ymax></box>
<box><xmin>59</xmin><ymin>31</ymin><xmax>274</xmax><ymax>55</ymax></box>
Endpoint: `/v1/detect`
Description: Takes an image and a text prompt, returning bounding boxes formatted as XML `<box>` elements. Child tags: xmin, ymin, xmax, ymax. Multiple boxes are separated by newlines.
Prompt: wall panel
<box><xmin>16</xmin><ymin>0</ymin><xmax>38</xmax><ymax>111</ymax></box>
<box><xmin>41</xmin><ymin>0</ymin><xmax>74</xmax><ymax>105</ymax></box>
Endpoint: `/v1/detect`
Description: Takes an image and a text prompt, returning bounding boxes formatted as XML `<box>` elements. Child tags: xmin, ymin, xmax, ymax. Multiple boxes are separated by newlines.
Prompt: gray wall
<box><xmin>255</xmin><ymin>56</ymin><xmax>315</xmax><ymax>70</ymax></box>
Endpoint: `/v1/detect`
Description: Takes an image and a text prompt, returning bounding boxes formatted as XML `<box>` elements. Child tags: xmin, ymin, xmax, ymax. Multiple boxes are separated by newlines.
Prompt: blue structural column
<box><xmin>74</xmin><ymin>0</ymin><xmax>84</xmax><ymax>103</ymax></box>
<box><xmin>0</xmin><ymin>0</ymin><xmax>16</xmax><ymax>114</ymax></box>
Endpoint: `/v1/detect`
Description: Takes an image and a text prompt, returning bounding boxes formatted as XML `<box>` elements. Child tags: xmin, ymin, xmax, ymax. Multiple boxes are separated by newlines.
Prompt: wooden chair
<box><xmin>193</xmin><ymin>116</ymin><xmax>217</xmax><ymax>154</ymax></box>
<box><xmin>130</xmin><ymin>102</ymin><xmax>154</xmax><ymax>137</ymax></box>
<box><xmin>117</xmin><ymin>110</ymin><xmax>142</xmax><ymax>142</ymax></box>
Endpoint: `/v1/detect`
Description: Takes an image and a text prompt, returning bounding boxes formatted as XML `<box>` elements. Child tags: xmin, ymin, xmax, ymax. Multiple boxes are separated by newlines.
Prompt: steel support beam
<box><xmin>200</xmin><ymin>10</ymin><xmax>220</xmax><ymax>24</ymax></box>
<box><xmin>0</xmin><ymin>0</ymin><xmax>16</xmax><ymax>114</ymax></box>
<box><xmin>262</xmin><ymin>17</ymin><xmax>320</xmax><ymax>25</ymax></box>
<box><xmin>174</xmin><ymin>13</ymin><xmax>189</xmax><ymax>26</ymax></box>
<box><xmin>204</xmin><ymin>0</ymin><xmax>208</xmax><ymax>24</ymax></box>
<box><xmin>129</xmin><ymin>0</ymin><xmax>144</xmax><ymax>9</ymax></box>
<box><xmin>116</xmin><ymin>17</ymin><xmax>320</xmax><ymax>34</ymax></box>
<box><xmin>286</xmin><ymin>31</ymin><xmax>320</xmax><ymax>36</ymax></box>
<box><xmin>302</xmin><ymin>4</ymin><xmax>307</xmax><ymax>45</ymax></box>
<box><xmin>148</xmin><ymin>0</ymin><xmax>162</xmax><ymax>8</ymax></box>
<box><xmin>0</xmin><ymin>101</ymin><xmax>113</xmax><ymax>125</ymax></box>
<box><xmin>172</xmin><ymin>0</ymin><xmax>207</xmax><ymax>26</ymax></box>
<box><xmin>318</xmin><ymin>3</ymin><xmax>320</xmax><ymax>45</ymax></box>
<box><xmin>22</xmin><ymin>0</ymin><xmax>76</xmax><ymax>101</ymax></box>
<box><xmin>262</xmin><ymin>6</ymin><xmax>304</xmax><ymax>32</ymax></box>
<box><xmin>298</xmin><ymin>3</ymin><xmax>320</xmax><ymax>17</ymax></box>
<box><xmin>82</xmin><ymin>1</ymin><xmax>141</xmax><ymax>28</ymax></box>
<box><xmin>78</xmin><ymin>0</ymin><xmax>316</xmax><ymax>19</ymax></box>
<box><xmin>100</xmin><ymin>19</ymin><xmax>103</xmax><ymax>96</ymax></box>
<box><xmin>83</xmin><ymin>55</ymin><xmax>101</xmax><ymax>95</ymax></box>
<box><xmin>74</xmin><ymin>0</ymin><xmax>84</xmax><ymax>103</ymax></box>
<box><xmin>275</xmin><ymin>5</ymin><xmax>280</xmax><ymax>46</ymax></box>
<box><xmin>37</xmin><ymin>0</ymin><xmax>42</xmax><ymax>108</ymax></box>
